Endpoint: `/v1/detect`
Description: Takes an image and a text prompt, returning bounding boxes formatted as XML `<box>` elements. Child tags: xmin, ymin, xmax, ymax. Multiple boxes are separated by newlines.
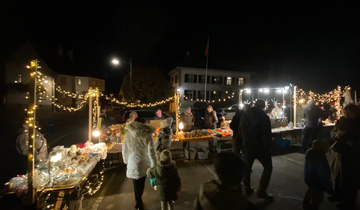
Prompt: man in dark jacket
<box><xmin>240</xmin><ymin>100</ymin><xmax>273</xmax><ymax>200</ymax></box>
<box><xmin>230</xmin><ymin>109</ymin><xmax>244</xmax><ymax>154</ymax></box>
<box><xmin>204</xmin><ymin>105</ymin><xmax>218</xmax><ymax>129</ymax></box>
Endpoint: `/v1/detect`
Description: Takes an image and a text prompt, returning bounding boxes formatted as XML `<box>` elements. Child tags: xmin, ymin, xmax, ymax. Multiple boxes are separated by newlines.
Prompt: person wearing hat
<box><xmin>155</xmin><ymin>117</ymin><xmax>174</xmax><ymax>152</ymax></box>
<box><xmin>204</xmin><ymin>105</ymin><xmax>218</xmax><ymax>129</ymax></box>
<box><xmin>180</xmin><ymin>106</ymin><xmax>195</xmax><ymax>132</ymax></box>
<box><xmin>147</xmin><ymin>149</ymin><xmax>181</xmax><ymax>210</ymax></box>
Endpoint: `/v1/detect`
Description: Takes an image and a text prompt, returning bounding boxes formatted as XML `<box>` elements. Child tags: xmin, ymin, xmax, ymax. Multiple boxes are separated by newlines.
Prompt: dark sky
<box><xmin>1</xmin><ymin>1</ymin><xmax>360</xmax><ymax>94</ymax></box>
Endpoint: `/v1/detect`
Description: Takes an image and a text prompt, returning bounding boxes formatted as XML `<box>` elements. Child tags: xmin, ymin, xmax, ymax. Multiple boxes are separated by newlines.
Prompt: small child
<box><xmin>147</xmin><ymin>149</ymin><xmax>181</xmax><ymax>210</ymax></box>
<box><xmin>155</xmin><ymin>117</ymin><xmax>173</xmax><ymax>152</ymax></box>
<box><xmin>303</xmin><ymin>140</ymin><xmax>334</xmax><ymax>210</ymax></box>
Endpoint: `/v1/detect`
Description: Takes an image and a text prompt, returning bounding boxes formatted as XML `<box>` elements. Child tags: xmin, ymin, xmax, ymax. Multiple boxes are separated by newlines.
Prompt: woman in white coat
<box><xmin>122</xmin><ymin>118</ymin><xmax>157</xmax><ymax>210</ymax></box>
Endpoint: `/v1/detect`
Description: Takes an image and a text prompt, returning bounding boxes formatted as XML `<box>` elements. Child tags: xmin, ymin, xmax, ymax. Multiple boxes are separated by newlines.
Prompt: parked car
<box><xmin>216</xmin><ymin>108</ymin><xmax>236</xmax><ymax>121</ymax></box>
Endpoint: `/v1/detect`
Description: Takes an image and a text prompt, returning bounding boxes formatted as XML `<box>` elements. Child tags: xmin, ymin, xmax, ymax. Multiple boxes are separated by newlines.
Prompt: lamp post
<box><xmin>111</xmin><ymin>57</ymin><xmax>133</xmax><ymax>99</ymax></box>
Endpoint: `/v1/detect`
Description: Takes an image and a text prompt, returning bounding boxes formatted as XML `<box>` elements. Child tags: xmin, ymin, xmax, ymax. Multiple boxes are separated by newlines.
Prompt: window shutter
<box><xmin>219</xmin><ymin>77</ymin><xmax>223</xmax><ymax>85</ymax></box>
<box><xmin>194</xmin><ymin>75</ymin><xmax>197</xmax><ymax>83</ymax></box>
<box><xmin>207</xmin><ymin>75</ymin><xmax>210</xmax><ymax>84</ymax></box>
<box><xmin>193</xmin><ymin>90</ymin><xmax>196</xmax><ymax>100</ymax></box>
<box><xmin>232</xmin><ymin>77</ymin><xmax>235</xmax><ymax>85</ymax></box>
<box><xmin>185</xmin><ymin>74</ymin><xmax>188</xmax><ymax>83</ymax></box>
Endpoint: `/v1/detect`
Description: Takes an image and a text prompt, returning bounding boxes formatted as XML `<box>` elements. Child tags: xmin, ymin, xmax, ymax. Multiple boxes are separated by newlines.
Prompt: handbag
<box><xmin>150</xmin><ymin>177</ymin><xmax>157</xmax><ymax>186</ymax></box>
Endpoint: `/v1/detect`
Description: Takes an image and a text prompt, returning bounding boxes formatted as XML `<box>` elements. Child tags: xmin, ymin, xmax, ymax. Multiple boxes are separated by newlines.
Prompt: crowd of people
<box><xmin>118</xmin><ymin>99</ymin><xmax>360</xmax><ymax>210</ymax></box>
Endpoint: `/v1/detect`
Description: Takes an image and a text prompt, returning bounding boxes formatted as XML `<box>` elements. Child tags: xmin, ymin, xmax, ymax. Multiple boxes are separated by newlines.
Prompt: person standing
<box><xmin>329</xmin><ymin>103</ymin><xmax>360</xmax><ymax>209</ymax></box>
<box><xmin>147</xmin><ymin>150</ymin><xmax>181</xmax><ymax>210</ymax></box>
<box><xmin>100</xmin><ymin>107</ymin><xmax>111</xmax><ymax>127</ymax></box>
<box><xmin>204</xmin><ymin>105</ymin><xmax>218</xmax><ymax>129</ymax></box>
<box><xmin>155</xmin><ymin>117</ymin><xmax>173</xmax><ymax>152</ymax></box>
<box><xmin>303</xmin><ymin>140</ymin><xmax>334</xmax><ymax>210</ymax></box>
<box><xmin>127</xmin><ymin>111</ymin><xmax>138</xmax><ymax>123</ymax></box>
<box><xmin>240</xmin><ymin>99</ymin><xmax>273</xmax><ymax>200</ymax></box>
<box><xmin>180</xmin><ymin>107</ymin><xmax>195</xmax><ymax>132</ymax></box>
<box><xmin>230</xmin><ymin>109</ymin><xmax>244</xmax><ymax>154</ymax></box>
<box><xmin>204</xmin><ymin>105</ymin><xmax>218</xmax><ymax>151</ymax></box>
<box><xmin>302</xmin><ymin>99</ymin><xmax>324</xmax><ymax>153</ymax></box>
<box><xmin>122</xmin><ymin>118</ymin><xmax>157</xmax><ymax>210</ymax></box>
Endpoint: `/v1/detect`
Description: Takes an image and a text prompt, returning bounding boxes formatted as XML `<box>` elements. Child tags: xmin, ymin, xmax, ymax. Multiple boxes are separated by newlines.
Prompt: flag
<box><xmin>205</xmin><ymin>38</ymin><xmax>209</xmax><ymax>56</ymax></box>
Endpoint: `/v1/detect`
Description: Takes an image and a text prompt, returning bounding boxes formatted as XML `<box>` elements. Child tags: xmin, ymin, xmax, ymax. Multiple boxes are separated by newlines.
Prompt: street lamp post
<box><xmin>111</xmin><ymin>57</ymin><xmax>133</xmax><ymax>99</ymax></box>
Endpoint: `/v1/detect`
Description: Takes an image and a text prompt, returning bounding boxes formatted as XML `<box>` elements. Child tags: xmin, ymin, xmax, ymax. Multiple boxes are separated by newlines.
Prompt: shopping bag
<box><xmin>150</xmin><ymin>177</ymin><xmax>157</xmax><ymax>186</ymax></box>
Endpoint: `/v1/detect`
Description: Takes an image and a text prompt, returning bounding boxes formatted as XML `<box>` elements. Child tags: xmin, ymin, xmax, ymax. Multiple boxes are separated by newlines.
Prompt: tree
<box><xmin>121</xmin><ymin>65</ymin><xmax>174</xmax><ymax>104</ymax></box>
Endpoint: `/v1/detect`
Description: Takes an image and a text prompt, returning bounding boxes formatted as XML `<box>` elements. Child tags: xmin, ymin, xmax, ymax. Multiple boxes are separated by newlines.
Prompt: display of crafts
<box><xmin>6</xmin><ymin>141</ymin><xmax>107</xmax><ymax>196</ymax></box>
<box><xmin>207</xmin><ymin>129</ymin><xmax>232</xmax><ymax>137</ymax></box>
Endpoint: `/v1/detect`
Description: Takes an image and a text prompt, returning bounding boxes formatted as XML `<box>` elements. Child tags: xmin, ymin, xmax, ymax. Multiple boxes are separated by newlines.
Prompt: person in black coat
<box><xmin>230</xmin><ymin>109</ymin><xmax>244</xmax><ymax>154</ymax></box>
<box><xmin>240</xmin><ymin>100</ymin><xmax>273</xmax><ymax>200</ymax></box>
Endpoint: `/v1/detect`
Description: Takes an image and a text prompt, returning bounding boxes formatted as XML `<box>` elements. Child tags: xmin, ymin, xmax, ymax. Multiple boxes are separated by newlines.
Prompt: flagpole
<box><xmin>204</xmin><ymin>38</ymin><xmax>209</xmax><ymax>101</ymax></box>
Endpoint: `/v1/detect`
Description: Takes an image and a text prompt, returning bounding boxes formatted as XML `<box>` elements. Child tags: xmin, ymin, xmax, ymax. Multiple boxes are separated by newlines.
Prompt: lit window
<box><xmin>238</xmin><ymin>78</ymin><xmax>244</xmax><ymax>86</ymax></box>
<box><xmin>77</xmin><ymin>79</ymin><xmax>82</xmax><ymax>85</ymax></box>
<box><xmin>226</xmin><ymin>77</ymin><xmax>232</xmax><ymax>85</ymax></box>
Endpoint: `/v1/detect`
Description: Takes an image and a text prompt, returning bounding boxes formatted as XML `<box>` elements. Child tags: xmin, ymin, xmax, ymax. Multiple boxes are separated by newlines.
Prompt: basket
<box><xmin>197</xmin><ymin>148</ymin><xmax>209</xmax><ymax>160</ymax></box>
<box><xmin>185</xmin><ymin>147</ymin><xmax>197</xmax><ymax>160</ymax></box>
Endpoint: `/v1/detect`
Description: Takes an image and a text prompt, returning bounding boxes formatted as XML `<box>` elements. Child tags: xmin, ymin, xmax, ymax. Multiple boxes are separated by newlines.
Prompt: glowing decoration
<box><xmin>92</xmin><ymin>130</ymin><xmax>100</xmax><ymax>137</ymax></box>
<box><xmin>179</xmin><ymin>122</ymin><xmax>184</xmax><ymax>131</ymax></box>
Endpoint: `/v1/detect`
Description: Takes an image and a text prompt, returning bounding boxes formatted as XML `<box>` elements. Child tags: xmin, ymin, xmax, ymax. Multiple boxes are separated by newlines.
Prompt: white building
<box><xmin>168</xmin><ymin>67</ymin><xmax>252</xmax><ymax>109</ymax></box>
<box><xmin>56</xmin><ymin>74</ymin><xmax>105</xmax><ymax>106</ymax></box>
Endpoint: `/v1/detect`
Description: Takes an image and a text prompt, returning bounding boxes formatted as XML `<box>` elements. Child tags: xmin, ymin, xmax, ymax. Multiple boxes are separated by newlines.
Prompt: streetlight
<box><xmin>111</xmin><ymin>57</ymin><xmax>133</xmax><ymax>98</ymax></box>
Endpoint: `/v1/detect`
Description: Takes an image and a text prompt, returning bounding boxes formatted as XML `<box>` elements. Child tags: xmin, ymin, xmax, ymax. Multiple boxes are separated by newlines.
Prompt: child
<box><xmin>303</xmin><ymin>140</ymin><xmax>334</xmax><ymax>210</ymax></box>
<box><xmin>147</xmin><ymin>149</ymin><xmax>181</xmax><ymax>210</ymax></box>
<box><xmin>193</xmin><ymin>152</ymin><xmax>257</xmax><ymax>210</ymax></box>
<box><xmin>155</xmin><ymin>117</ymin><xmax>173</xmax><ymax>152</ymax></box>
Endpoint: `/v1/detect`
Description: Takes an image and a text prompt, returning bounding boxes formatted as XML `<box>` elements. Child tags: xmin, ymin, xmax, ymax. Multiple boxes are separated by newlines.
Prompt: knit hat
<box><xmin>160</xmin><ymin>149</ymin><xmax>172</xmax><ymax>164</ymax></box>
<box><xmin>185</xmin><ymin>106</ymin><xmax>191</xmax><ymax>110</ymax></box>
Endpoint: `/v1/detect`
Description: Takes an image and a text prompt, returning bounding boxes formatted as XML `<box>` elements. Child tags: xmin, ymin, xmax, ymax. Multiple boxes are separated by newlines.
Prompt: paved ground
<box><xmin>0</xmin><ymin>107</ymin><xmax>340</xmax><ymax>209</ymax></box>
<box><xmin>80</xmin><ymin>141</ymin><xmax>338</xmax><ymax>210</ymax></box>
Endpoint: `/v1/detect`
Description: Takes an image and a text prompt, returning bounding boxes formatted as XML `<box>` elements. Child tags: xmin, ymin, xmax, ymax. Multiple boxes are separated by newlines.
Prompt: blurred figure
<box><xmin>127</xmin><ymin>111</ymin><xmax>138</xmax><ymax>123</ymax></box>
<box><xmin>271</xmin><ymin>104</ymin><xmax>283</xmax><ymax>118</ymax></box>
<box><xmin>329</xmin><ymin>103</ymin><xmax>360</xmax><ymax>209</ymax></box>
<box><xmin>122</xmin><ymin>118</ymin><xmax>157</xmax><ymax>210</ymax></box>
<box><xmin>100</xmin><ymin>107</ymin><xmax>111</xmax><ymax>127</ymax></box>
<box><xmin>193</xmin><ymin>152</ymin><xmax>257</xmax><ymax>210</ymax></box>
<box><xmin>204</xmin><ymin>105</ymin><xmax>218</xmax><ymax>151</ymax></box>
<box><xmin>303</xmin><ymin>140</ymin><xmax>334</xmax><ymax>210</ymax></box>
<box><xmin>204</xmin><ymin>105</ymin><xmax>218</xmax><ymax>129</ymax></box>
<box><xmin>154</xmin><ymin>109</ymin><xmax>164</xmax><ymax>120</ymax></box>
<box><xmin>230</xmin><ymin>109</ymin><xmax>245</xmax><ymax>154</ymax></box>
<box><xmin>302</xmin><ymin>99</ymin><xmax>324</xmax><ymax>153</ymax></box>
<box><xmin>180</xmin><ymin>106</ymin><xmax>195</xmax><ymax>132</ymax></box>
<box><xmin>155</xmin><ymin>117</ymin><xmax>173</xmax><ymax>152</ymax></box>
<box><xmin>240</xmin><ymin>99</ymin><xmax>273</xmax><ymax>200</ymax></box>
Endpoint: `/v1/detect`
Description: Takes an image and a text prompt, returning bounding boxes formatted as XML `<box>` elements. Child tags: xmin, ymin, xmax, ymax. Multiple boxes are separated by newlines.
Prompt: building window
<box><xmin>198</xmin><ymin>75</ymin><xmax>205</xmax><ymax>83</ymax></box>
<box><xmin>185</xmin><ymin>74</ymin><xmax>197</xmax><ymax>83</ymax></box>
<box><xmin>99</xmin><ymin>81</ymin><xmax>102</xmax><ymax>87</ymax></box>
<box><xmin>211</xmin><ymin>91</ymin><xmax>222</xmax><ymax>101</ymax></box>
<box><xmin>92</xmin><ymin>80</ymin><xmax>97</xmax><ymax>86</ymax></box>
<box><xmin>184</xmin><ymin>90</ymin><xmax>196</xmax><ymax>100</ymax></box>
<box><xmin>226</xmin><ymin>77</ymin><xmax>232</xmax><ymax>85</ymax></box>
<box><xmin>211</xmin><ymin>76</ymin><xmax>222</xmax><ymax>85</ymax></box>
<box><xmin>198</xmin><ymin>91</ymin><xmax>205</xmax><ymax>100</ymax></box>
<box><xmin>238</xmin><ymin>77</ymin><xmax>244</xmax><ymax>86</ymax></box>
<box><xmin>77</xmin><ymin>78</ymin><xmax>82</xmax><ymax>86</ymax></box>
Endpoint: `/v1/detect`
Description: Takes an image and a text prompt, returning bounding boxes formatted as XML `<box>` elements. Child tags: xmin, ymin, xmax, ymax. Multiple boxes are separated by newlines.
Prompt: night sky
<box><xmin>1</xmin><ymin>1</ymin><xmax>360</xmax><ymax>94</ymax></box>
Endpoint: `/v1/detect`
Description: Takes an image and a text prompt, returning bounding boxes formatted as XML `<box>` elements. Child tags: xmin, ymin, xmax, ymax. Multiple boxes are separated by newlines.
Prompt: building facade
<box><xmin>168</xmin><ymin>67</ymin><xmax>251</xmax><ymax>109</ymax></box>
<box><xmin>3</xmin><ymin>42</ymin><xmax>56</xmax><ymax>110</ymax></box>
